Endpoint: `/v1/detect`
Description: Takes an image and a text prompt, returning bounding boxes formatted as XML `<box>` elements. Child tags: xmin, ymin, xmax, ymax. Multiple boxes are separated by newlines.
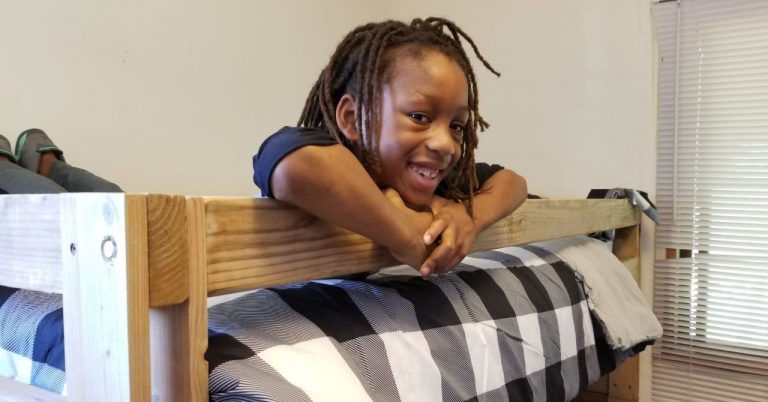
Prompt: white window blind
<box><xmin>653</xmin><ymin>1</ymin><xmax>768</xmax><ymax>401</ymax></box>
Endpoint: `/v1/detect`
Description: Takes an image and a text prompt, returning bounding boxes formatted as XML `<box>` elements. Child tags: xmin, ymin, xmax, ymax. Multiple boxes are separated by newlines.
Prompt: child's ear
<box><xmin>335</xmin><ymin>93</ymin><xmax>360</xmax><ymax>143</ymax></box>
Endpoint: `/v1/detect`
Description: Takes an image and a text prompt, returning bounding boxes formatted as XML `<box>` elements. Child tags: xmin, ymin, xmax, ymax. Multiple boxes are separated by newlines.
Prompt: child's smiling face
<box><xmin>372</xmin><ymin>49</ymin><xmax>469</xmax><ymax>207</ymax></box>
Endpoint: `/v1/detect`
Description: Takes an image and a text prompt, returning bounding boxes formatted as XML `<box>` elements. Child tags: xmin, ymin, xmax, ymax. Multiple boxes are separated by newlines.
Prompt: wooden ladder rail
<box><xmin>0</xmin><ymin>193</ymin><xmax>152</xmax><ymax>401</ymax></box>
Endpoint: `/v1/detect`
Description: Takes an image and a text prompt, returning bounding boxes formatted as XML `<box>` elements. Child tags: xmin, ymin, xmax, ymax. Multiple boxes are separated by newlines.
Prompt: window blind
<box><xmin>653</xmin><ymin>1</ymin><xmax>768</xmax><ymax>401</ymax></box>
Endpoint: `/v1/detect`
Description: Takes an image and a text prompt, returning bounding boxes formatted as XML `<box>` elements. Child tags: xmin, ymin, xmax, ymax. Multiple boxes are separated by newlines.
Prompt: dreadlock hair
<box><xmin>298</xmin><ymin>17</ymin><xmax>500</xmax><ymax>213</ymax></box>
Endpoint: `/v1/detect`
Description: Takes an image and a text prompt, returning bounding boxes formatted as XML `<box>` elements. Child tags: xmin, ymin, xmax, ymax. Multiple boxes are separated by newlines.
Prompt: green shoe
<box><xmin>0</xmin><ymin>134</ymin><xmax>16</xmax><ymax>162</ymax></box>
<box><xmin>15</xmin><ymin>128</ymin><xmax>66</xmax><ymax>172</ymax></box>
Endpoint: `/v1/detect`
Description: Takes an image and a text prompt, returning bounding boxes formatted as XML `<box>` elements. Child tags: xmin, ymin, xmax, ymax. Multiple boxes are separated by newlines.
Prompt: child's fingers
<box><xmin>420</xmin><ymin>250</ymin><xmax>448</xmax><ymax>278</ymax></box>
<box><xmin>436</xmin><ymin>253</ymin><xmax>467</xmax><ymax>274</ymax></box>
<box><xmin>389</xmin><ymin>241</ymin><xmax>428</xmax><ymax>272</ymax></box>
<box><xmin>432</xmin><ymin>257</ymin><xmax>454</xmax><ymax>275</ymax></box>
<box><xmin>431</xmin><ymin>238</ymin><xmax>470</xmax><ymax>275</ymax></box>
<box><xmin>420</xmin><ymin>232</ymin><xmax>457</xmax><ymax>277</ymax></box>
<box><xmin>424</xmin><ymin>216</ymin><xmax>449</xmax><ymax>245</ymax></box>
<box><xmin>419</xmin><ymin>261</ymin><xmax>433</xmax><ymax>279</ymax></box>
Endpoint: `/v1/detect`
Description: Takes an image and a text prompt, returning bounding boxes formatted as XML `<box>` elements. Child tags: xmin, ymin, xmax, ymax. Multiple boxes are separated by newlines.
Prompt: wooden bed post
<box><xmin>146</xmin><ymin>195</ymin><xmax>208</xmax><ymax>401</ymax></box>
<box><xmin>60</xmin><ymin>193</ymin><xmax>151</xmax><ymax>401</ymax></box>
<box><xmin>185</xmin><ymin>196</ymin><xmax>210</xmax><ymax>401</ymax></box>
<box><xmin>607</xmin><ymin>220</ymin><xmax>641</xmax><ymax>402</ymax></box>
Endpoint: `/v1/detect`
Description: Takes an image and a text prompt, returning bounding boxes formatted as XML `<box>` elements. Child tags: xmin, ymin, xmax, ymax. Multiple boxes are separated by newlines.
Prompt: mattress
<box><xmin>0</xmin><ymin>238</ymin><xmax>658</xmax><ymax>400</ymax></box>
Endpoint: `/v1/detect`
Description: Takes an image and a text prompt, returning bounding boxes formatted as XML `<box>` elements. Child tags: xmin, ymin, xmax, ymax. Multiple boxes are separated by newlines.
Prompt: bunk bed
<box><xmin>0</xmin><ymin>193</ymin><xmax>655</xmax><ymax>401</ymax></box>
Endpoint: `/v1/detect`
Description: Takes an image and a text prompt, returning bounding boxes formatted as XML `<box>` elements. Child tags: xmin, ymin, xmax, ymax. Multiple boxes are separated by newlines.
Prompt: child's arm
<box><xmin>421</xmin><ymin>168</ymin><xmax>527</xmax><ymax>276</ymax></box>
<box><xmin>270</xmin><ymin>143</ymin><xmax>433</xmax><ymax>269</ymax></box>
<box><xmin>467</xmin><ymin>168</ymin><xmax>528</xmax><ymax>232</ymax></box>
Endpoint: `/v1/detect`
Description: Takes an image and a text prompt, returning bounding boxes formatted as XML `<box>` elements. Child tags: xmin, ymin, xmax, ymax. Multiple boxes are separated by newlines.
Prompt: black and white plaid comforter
<box><xmin>0</xmin><ymin>285</ymin><xmax>65</xmax><ymax>394</ymax></box>
<box><xmin>206</xmin><ymin>245</ymin><xmax>630</xmax><ymax>401</ymax></box>
<box><xmin>0</xmin><ymin>243</ymin><xmax>640</xmax><ymax>401</ymax></box>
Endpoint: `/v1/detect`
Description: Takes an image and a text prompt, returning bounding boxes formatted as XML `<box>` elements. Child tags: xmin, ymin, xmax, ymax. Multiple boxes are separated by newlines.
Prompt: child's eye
<box><xmin>450</xmin><ymin>123</ymin><xmax>466</xmax><ymax>143</ymax></box>
<box><xmin>408</xmin><ymin>113</ymin><xmax>431</xmax><ymax>123</ymax></box>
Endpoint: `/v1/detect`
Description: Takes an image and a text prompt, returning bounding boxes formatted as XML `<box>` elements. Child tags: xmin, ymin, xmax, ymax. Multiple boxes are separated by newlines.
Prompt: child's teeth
<box><xmin>416</xmin><ymin>167</ymin><xmax>437</xmax><ymax>179</ymax></box>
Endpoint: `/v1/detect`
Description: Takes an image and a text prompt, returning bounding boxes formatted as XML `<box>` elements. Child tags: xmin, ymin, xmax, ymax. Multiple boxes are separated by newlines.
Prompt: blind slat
<box><xmin>653</xmin><ymin>1</ymin><xmax>768</xmax><ymax>400</ymax></box>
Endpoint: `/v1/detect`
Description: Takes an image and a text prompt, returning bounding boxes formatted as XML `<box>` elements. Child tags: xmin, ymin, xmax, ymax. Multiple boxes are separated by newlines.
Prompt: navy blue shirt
<box><xmin>253</xmin><ymin>126</ymin><xmax>504</xmax><ymax>198</ymax></box>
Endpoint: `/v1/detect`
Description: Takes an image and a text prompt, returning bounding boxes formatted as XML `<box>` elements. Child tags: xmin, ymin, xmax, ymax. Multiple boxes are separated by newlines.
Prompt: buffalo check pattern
<box><xmin>0</xmin><ymin>286</ymin><xmax>65</xmax><ymax>394</ymax></box>
<box><xmin>206</xmin><ymin>245</ymin><xmax>629</xmax><ymax>401</ymax></box>
<box><xmin>0</xmin><ymin>244</ymin><xmax>639</xmax><ymax>400</ymax></box>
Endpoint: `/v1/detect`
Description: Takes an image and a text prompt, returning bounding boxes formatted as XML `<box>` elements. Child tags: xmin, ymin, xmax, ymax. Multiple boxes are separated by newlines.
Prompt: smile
<box><xmin>408</xmin><ymin>164</ymin><xmax>441</xmax><ymax>180</ymax></box>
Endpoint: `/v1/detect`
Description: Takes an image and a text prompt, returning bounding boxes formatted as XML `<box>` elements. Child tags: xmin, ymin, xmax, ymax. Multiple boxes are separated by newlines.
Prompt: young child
<box><xmin>253</xmin><ymin>18</ymin><xmax>527</xmax><ymax>278</ymax></box>
<box><xmin>0</xmin><ymin>129</ymin><xmax>122</xmax><ymax>194</ymax></box>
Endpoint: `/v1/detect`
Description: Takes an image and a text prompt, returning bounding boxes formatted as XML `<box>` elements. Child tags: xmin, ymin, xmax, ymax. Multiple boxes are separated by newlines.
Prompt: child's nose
<box><xmin>425</xmin><ymin>126</ymin><xmax>456</xmax><ymax>160</ymax></box>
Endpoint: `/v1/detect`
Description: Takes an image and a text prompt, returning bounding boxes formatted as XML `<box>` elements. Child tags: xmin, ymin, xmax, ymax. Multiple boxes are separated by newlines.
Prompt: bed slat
<box><xmin>0</xmin><ymin>194</ymin><xmax>63</xmax><ymax>293</ymax></box>
<box><xmin>473</xmin><ymin>198</ymin><xmax>638</xmax><ymax>251</ymax></box>
<box><xmin>197</xmin><ymin>198</ymin><xmax>637</xmax><ymax>295</ymax></box>
<box><xmin>0</xmin><ymin>375</ymin><xmax>66</xmax><ymax>401</ymax></box>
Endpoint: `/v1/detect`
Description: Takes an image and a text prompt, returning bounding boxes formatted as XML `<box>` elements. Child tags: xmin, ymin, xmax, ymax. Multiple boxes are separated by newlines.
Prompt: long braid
<box><xmin>364</xmin><ymin>26</ymin><xmax>406</xmax><ymax>171</ymax></box>
<box><xmin>298</xmin><ymin>18</ymin><xmax>499</xmax><ymax>212</ymax></box>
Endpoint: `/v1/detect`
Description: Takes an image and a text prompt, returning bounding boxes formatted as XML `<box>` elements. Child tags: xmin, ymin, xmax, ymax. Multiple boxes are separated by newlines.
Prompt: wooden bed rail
<box><xmin>0</xmin><ymin>195</ymin><xmax>638</xmax><ymax>299</ymax></box>
<box><xmin>195</xmin><ymin>196</ymin><xmax>638</xmax><ymax>296</ymax></box>
<box><xmin>0</xmin><ymin>193</ymin><xmax>641</xmax><ymax>402</ymax></box>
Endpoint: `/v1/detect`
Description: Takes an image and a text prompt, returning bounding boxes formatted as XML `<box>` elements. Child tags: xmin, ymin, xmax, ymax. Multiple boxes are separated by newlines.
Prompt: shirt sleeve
<box><xmin>474</xmin><ymin>162</ymin><xmax>505</xmax><ymax>189</ymax></box>
<box><xmin>253</xmin><ymin>126</ymin><xmax>339</xmax><ymax>198</ymax></box>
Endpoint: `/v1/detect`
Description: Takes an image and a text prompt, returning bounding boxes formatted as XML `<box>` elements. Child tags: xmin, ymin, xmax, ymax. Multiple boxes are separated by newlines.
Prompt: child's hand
<box><xmin>382</xmin><ymin>188</ymin><xmax>433</xmax><ymax>270</ymax></box>
<box><xmin>420</xmin><ymin>196</ymin><xmax>478</xmax><ymax>278</ymax></box>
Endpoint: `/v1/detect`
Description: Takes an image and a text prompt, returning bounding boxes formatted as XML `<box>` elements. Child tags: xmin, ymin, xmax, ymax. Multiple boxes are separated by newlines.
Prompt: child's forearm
<box><xmin>419</xmin><ymin>169</ymin><xmax>526</xmax><ymax>276</ymax></box>
<box><xmin>270</xmin><ymin>144</ymin><xmax>430</xmax><ymax>267</ymax></box>
<box><xmin>471</xmin><ymin>169</ymin><xmax>527</xmax><ymax>232</ymax></box>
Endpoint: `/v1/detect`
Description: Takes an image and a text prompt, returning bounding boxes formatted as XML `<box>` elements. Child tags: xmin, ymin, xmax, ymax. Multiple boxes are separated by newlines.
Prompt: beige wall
<box><xmin>1</xmin><ymin>1</ymin><xmax>657</xmax><ymax>398</ymax></box>
<box><xmin>0</xmin><ymin>0</ymin><xmax>387</xmax><ymax>195</ymax></box>
<box><xmin>1</xmin><ymin>0</ymin><xmax>655</xmax><ymax>199</ymax></box>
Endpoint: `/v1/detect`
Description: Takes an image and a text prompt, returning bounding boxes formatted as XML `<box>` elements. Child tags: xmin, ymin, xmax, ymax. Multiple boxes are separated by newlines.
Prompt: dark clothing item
<box><xmin>0</xmin><ymin>160</ymin><xmax>122</xmax><ymax>194</ymax></box>
<box><xmin>46</xmin><ymin>159</ymin><xmax>122</xmax><ymax>193</ymax></box>
<box><xmin>253</xmin><ymin>126</ymin><xmax>504</xmax><ymax>198</ymax></box>
<box><xmin>253</xmin><ymin>127</ymin><xmax>339</xmax><ymax>197</ymax></box>
<box><xmin>0</xmin><ymin>161</ymin><xmax>66</xmax><ymax>194</ymax></box>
